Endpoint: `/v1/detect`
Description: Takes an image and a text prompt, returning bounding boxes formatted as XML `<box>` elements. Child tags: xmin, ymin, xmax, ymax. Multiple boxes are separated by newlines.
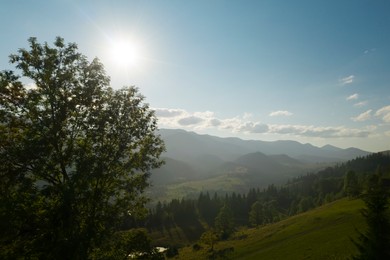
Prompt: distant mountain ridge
<box><xmin>149</xmin><ymin>129</ymin><xmax>371</xmax><ymax>198</ymax></box>
<box><xmin>158</xmin><ymin>128</ymin><xmax>370</xmax><ymax>163</ymax></box>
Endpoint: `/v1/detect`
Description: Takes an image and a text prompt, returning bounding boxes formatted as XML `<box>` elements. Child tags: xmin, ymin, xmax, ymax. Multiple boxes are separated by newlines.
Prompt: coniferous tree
<box><xmin>198</xmin><ymin>192</ymin><xmax>216</xmax><ymax>226</ymax></box>
<box><xmin>344</xmin><ymin>170</ymin><xmax>360</xmax><ymax>198</ymax></box>
<box><xmin>352</xmin><ymin>173</ymin><xmax>390</xmax><ymax>260</ymax></box>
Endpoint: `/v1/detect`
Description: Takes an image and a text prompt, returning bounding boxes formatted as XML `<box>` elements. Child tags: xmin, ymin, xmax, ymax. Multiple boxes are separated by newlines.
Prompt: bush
<box><xmin>192</xmin><ymin>243</ymin><xmax>202</xmax><ymax>251</ymax></box>
<box><xmin>165</xmin><ymin>247</ymin><xmax>179</xmax><ymax>258</ymax></box>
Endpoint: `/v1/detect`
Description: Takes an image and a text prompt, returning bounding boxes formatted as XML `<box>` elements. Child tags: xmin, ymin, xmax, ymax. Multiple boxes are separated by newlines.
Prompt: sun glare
<box><xmin>109</xmin><ymin>39</ymin><xmax>141</xmax><ymax>68</ymax></box>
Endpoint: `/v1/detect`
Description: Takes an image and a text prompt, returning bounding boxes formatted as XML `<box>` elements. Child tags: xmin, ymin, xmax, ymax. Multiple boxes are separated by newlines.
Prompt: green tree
<box><xmin>198</xmin><ymin>192</ymin><xmax>218</xmax><ymax>226</ymax></box>
<box><xmin>352</xmin><ymin>173</ymin><xmax>390</xmax><ymax>260</ymax></box>
<box><xmin>249</xmin><ymin>201</ymin><xmax>263</xmax><ymax>227</ymax></box>
<box><xmin>0</xmin><ymin>37</ymin><xmax>164</xmax><ymax>259</ymax></box>
<box><xmin>344</xmin><ymin>170</ymin><xmax>360</xmax><ymax>198</ymax></box>
<box><xmin>298</xmin><ymin>196</ymin><xmax>314</xmax><ymax>213</ymax></box>
<box><xmin>200</xmin><ymin>230</ymin><xmax>218</xmax><ymax>252</ymax></box>
<box><xmin>215</xmin><ymin>204</ymin><xmax>234</xmax><ymax>239</ymax></box>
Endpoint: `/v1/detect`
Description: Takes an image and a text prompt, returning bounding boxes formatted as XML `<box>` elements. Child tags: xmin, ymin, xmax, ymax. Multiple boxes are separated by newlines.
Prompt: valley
<box><xmin>142</xmin><ymin>138</ymin><xmax>390</xmax><ymax>259</ymax></box>
<box><xmin>149</xmin><ymin>129</ymin><xmax>370</xmax><ymax>202</ymax></box>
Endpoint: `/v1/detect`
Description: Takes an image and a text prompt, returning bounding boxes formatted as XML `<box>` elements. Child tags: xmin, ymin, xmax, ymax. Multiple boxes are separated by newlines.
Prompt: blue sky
<box><xmin>1</xmin><ymin>0</ymin><xmax>390</xmax><ymax>152</ymax></box>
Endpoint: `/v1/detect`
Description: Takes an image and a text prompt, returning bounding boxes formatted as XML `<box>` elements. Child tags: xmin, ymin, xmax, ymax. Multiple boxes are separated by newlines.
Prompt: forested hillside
<box><xmin>137</xmin><ymin>152</ymin><xmax>390</xmax><ymax>252</ymax></box>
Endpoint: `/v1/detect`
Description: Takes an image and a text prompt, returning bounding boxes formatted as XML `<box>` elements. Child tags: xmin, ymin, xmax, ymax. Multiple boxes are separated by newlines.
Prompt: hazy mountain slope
<box><xmin>159</xmin><ymin>129</ymin><xmax>370</xmax><ymax>164</ymax></box>
<box><xmin>268</xmin><ymin>154</ymin><xmax>304</xmax><ymax>167</ymax></box>
<box><xmin>150</xmin><ymin>152</ymin><xmax>310</xmax><ymax>201</ymax></box>
<box><xmin>159</xmin><ymin>129</ymin><xmax>251</xmax><ymax>162</ymax></box>
<box><xmin>235</xmin><ymin>152</ymin><xmax>286</xmax><ymax>172</ymax></box>
<box><xmin>151</xmin><ymin>129</ymin><xmax>370</xmax><ymax>192</ymax></box>
<box><xmin>230</xmin><ymin>152</ymin><xmax>304</xmax><ymax>184</ymax></box>
<box><xmin>150</xmin><ymin>157</ymin><xmax>196</xmax><ymax>184</ymax></box>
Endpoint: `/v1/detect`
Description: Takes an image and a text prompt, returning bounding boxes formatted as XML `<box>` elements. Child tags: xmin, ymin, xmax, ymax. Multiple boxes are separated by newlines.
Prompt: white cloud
<box><xmin>237</xmin><ymin>122</ymin><xmax>269</xmax><ymax>134</ymax></box>
<box><xmin>268</xmin><ymin>124</ymin><xmax>370</xmax><ymax>138</ymax></box>
<box><xmin>346</xmin><ymin>93</ymin><xmax>359</xmax><ymax>101</ymax></box>
<box><xmin>194</xmin><ymin>111</ymin><xmax>215</xmax><ymax>119</ymax></box>
<box><xmin>268</xmin><ymin>124</ymin><xmax>306</xmax><ymax>135</ymax></box>
<box><xmin>340</xmin><ymin>75</ymin><xmax>355</xmax><ymax>85</ymax></box>
<box><xmin>251</xmin><ymin>123</ymin><xmax>269</xmax><ymax>133</ymax></box>
<box><xmin>354</xmin><ymin>101</ymin><xmax>367</xmax><ymax>107</ymax></box>
<box><xmin>243</xmin><ymin>112</ymin><xmax>253</xmax><ymax>119</ymax></box>
<box><xmin>364</xmin><ymin>48</ymin><xmax>376</xmax><ymax>55</ymax></box>
<box><xmin>177</xmin><ymin>116</ymin><xmax>204</xmax><ymax>126</ymax></box>
<box><xmin>269</xmin><ymin>110</ymin><xmax>293</xmax><ymax>117</ymax></box>
<box><xmin>208</xmin><ymin>118</ymin><xmax>222</xmax><ymax>127</ymax></box>
<box><xmin>351</xmin><ymin>110</ymin><xmax>372</xmax><ymax>122</ymax></box>
<box><xmin>154</xmin><ymin>108</ymin><xmax>185</xmax><ymax>118</ymax></box>
<box><xmin>218</xmin><ymin>117</ymin><xmax>242</xmax><ymax>131</ymax></box>
<box><xmin>375</xmin><ymin>105</ymin><xmax>390</xmax><ymax>123</ymax></box>
<box><xmin>155</xmin><ymin>107</ymin><xmax>373</xmax><ymax>139</ymax></box>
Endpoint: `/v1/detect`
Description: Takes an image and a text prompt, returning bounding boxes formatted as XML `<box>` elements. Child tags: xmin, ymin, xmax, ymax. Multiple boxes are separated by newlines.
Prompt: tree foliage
<box><xmin>352</xmin><ymin>173</ymin><xmax>390</xmax><ymax>260</ymax></box>
<box><xmin>249</xmin><ymin>201</ymin><xmax>263</xmax><ymax>227</ymax></box>
<box><xmin>0</xmin><ymin>37</ymin><xmax>164</xmax><ymax>259</ymax></box>
<box><xmin>215</xmin><ymin>204</ymin><xmax>234</xmax><ymax>239</ymax></box>
<box><xmin>344</xmin><ymin>170</ymin><xmax>360</xmax><ymax>198</ymax></box>
<box><xmin>200</xmin><ymin>230</ymin><xmax>218</xmax><ymax>252</ymax></box>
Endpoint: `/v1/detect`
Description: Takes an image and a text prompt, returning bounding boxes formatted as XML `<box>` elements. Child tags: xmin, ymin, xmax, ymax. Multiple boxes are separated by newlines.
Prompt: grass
<box><xmin>178</xmin><ymin>198</ymin><xmax>365</xmax><ymax>259</ymax></box>
<box><xmin>149</xmin><ymin>226</ymin><xmax>193</xmax><ymax>247</ymax></box>
<box><xmin>154</xmin><ymin>174</ymin><xmax>250</xmax><ymax>202</ymax></box>
<box><xmin>150</xmin><ymin>163</ymin><xmax>332</xmax><ymax>203</ymax></box>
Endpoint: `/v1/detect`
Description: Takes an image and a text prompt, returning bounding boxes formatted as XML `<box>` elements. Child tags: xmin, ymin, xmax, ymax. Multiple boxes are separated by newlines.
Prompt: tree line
<box><xmin>141</xmin><ymin>153</ymin><xmax>390</xmax><ymax>245</ymax></box>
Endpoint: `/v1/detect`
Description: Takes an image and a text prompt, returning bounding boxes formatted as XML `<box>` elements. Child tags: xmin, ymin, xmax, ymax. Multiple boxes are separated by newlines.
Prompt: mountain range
<box><xmin>149</xmin><ymin>129</ymin><xmax>370</xmax><ymax>199</ymax></box>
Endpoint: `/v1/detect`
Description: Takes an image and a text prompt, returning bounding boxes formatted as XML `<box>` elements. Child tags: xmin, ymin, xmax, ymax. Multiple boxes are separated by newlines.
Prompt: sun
<box><xmin>109</xmin><ymin>39</ymin><xmax>141</xmax><ymax>68</ymax></box>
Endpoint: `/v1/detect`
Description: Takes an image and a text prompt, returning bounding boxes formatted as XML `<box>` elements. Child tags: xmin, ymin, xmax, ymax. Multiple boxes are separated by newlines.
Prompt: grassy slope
<box><xmin>164</xmin><ymin>174</ymin><xmax>249</xmax><ymax>200</ymax></box>
<box><xmin>149</xmin><ymin>174</ymin><xmax>251</xmax><ymax>203</ymax></box>
<box><xmin>178</xmin><ymin>198</ymin><xmax>365</xmax><ymax>260</ymax></box>
<box><xmin>150</xmin><ymin>163</ymin><xmax>331</xmax><ymax>203</ymax></box>
<box><xmin>150</xmin><ymin>226</ymin><xmax>196</xmax><ymax>247</ymax></box>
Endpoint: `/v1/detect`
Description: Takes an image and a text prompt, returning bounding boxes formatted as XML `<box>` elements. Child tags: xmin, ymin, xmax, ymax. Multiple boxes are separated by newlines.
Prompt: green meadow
<box><xmin>178</xmin><ymin>198</ymin><xmax>365</xmax><ymax>259</ymax></box>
